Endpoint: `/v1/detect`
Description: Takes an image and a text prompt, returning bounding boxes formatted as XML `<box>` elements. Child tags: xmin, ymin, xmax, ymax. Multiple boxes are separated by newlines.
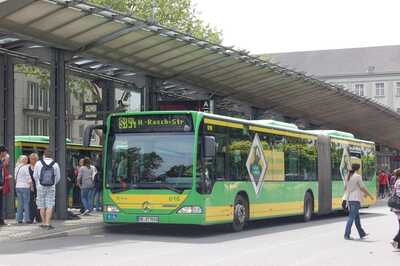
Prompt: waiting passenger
<box><xmin>28</xmin><ymin>153</ymin><xmax>40</xmax><ymax>223</ymax></box>
<box><xmin>344</xmin><ymin>163</ymin><xmax>374</xmax><ymax>240</ymax></box>
<box><xmin>15</xmin><ymin>155</ymin><xmax>31</xmax><ymax>224</ymax></box>
<box><xmin>77</xmin><ymin>157</ymin><xmax>95</xmax><ymax>215</ymax></box>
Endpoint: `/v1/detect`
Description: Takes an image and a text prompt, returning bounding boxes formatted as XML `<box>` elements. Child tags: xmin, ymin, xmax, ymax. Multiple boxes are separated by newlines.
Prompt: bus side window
<box><xmin>205</xmin><ymin>125</ymin><xmax>229</xmax><ymax>181</ymax></box>
<box><xmin>228</xmin><ymin>127</ymin><xmax>250</xmax><ymax>181</ymax></box>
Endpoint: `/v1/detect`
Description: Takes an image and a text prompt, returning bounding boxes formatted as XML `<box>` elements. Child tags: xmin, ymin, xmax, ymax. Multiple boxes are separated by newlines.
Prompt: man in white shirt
<box><xmin>33</xmin><ymin>149</ymin><xmax>60</xmax><ymax>230</ymax></box>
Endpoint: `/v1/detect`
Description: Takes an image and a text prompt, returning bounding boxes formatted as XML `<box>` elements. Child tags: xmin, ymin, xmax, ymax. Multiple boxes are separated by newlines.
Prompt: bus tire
<box><xmin>232</xmin><ymin>194</ymin><xmax>248</xmax><ymax>232</ymax></box>
<box><xmin>303</xmin><ymin>192</ymin><xmax>314</xmax><ymax>222</ymax></box>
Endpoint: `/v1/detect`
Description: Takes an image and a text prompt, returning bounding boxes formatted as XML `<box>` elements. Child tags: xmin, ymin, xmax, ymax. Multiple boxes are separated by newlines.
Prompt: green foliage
<box><xmin>89</xmin><ymin>0</ymin><xmax>222</xmax><ymax>43</ymax></box>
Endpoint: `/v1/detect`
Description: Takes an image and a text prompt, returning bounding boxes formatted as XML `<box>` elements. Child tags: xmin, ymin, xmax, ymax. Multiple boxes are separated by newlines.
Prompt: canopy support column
<box><xmin>144</xmin><ymin>75</ymin><xmax>158</xmax><ymax>111</ymax></box>
<box><xmin>0</xmin><ymin>54</ymin><xmax>15</xmax><ymax>219</ymax></box>
<box><xmin>49</xmin><ymin>48</ymin><xmax>67</xmax><ymax>220</ymax></box>
<box><xmin>100</xmin><ymin>79</ymin><xmax>115</xmax><ymax>125</ymax></box>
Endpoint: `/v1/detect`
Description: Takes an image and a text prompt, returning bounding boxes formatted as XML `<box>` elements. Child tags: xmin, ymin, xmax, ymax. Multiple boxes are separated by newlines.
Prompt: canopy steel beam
<box><xmin>66</xmin><ymin>19</ymin><xmax>112</xmax><ymax>41</ymax></box>
<box><xmin>142</xmin><ymin>46</ymin><xmax>205</xmax><ymax>71</ymax></box>
<box><xmin>22</xmin><ymin>5</ymin><xmax>66</xmax><ymax>26</ymax></box>
<box><xmin>122</xmin><ymin>38</ymin><xmax>177</xmax><ymax>60</ymax></box>
<box><xmin>225</xmin><ymin>72</ymin><xmax>281</xmax><ymax>96</ymax></box>
<box><xmin>0</xmin><ymin>0</ymin><xmax>36</xmax><ymax>19</ymax></box>
<box><xmin>79</xmin><ymin>23</ymin><xmax>146</xmax><ymax>53</ymax></box>
<box><xmin>109</xmin><ymin>32</ymin><xmax>161</xmax><ymax>58</ymax></box>
<box><xmin>166</xmin><ymin>53</ymin><xmax>228</xmax><ymax>80</ymax></box>
<box><xmin>235</xmin><ymin>80</ymin><xmax>307</xmax><ymax>100</ymax></box>
<box><xmin>48</xmin><ymin>8</ymin><xmax>94</xmax><ymax>34</ymax></box>
<box><xmin>49</xmin><ymin>48</ymin><xmax>67</xmax><ymax>220</ymax></box>
<box><xmin>128</xmin><ymin>42</ymin><xmax>193</xmax><ymax>67</ymax></box>
<box><xmin>194</xmin><ymin>60</ymin><xmax>240</xmax><ymax>78</ymax></box>
<box><xmin>0</xmin><ymin>53</ymin><xmax>15</xmax><ymax>219</ymax></box>
<box><xmin>277</xmin><ymin>89</ymin><xmax>341</xmax><ymax>104</ymax></box>
<box><xmin>218</xmin><ymin>69</ymin><xmax>277</xmax><ymax>88</ymax></box>
<box><xmin>232</xmin><ymin>76</ymin><xmax>302</xmax><ymax>97</ymax></box>
<box><xmin>211</xmin><ymin>65</ymin><xmax>261</xmax><ymax>84</ymax></box>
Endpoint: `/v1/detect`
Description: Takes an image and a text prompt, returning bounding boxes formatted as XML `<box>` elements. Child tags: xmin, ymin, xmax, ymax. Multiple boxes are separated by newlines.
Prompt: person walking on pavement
<box><xmin>15</xmin><ymin>155</ymin><xmax>32</xmax><ymax>224</ymax></box>
<box><xmin>77</xmin><ymin>157</ymin><xmax>95</xmax><ymax>215</ymax></box>
<box><xmin>33</xmin><ymin>149</ymin><xmax>60</xmax><ymax>230</ymax></box>
<box><xmin>28</xmin><ymin>153</ymin><xmax>40</xmax><ymax>223</ymax></box>
<box><xmin>0</xmin><ymin>145</ymin><xmax>11</xmax><ymax>226</ymax></box>
<box><xmin>344</xmin><ymin>163</ymin><xmax>374</xmax><ymax>240</ymax></box>
<box><xmin>390</xmin><ymin>170</ymin><xmax>400</xmax><ymax>249</ymax></box>
<box><xmin>378</xmin><ymin>170</ymin><xmax>389</xmax><ymax>199</ymax></box>
<box><xmin>92</xmin><ymin>162</ymin><xmax>102</xmax><ymax>211</ymax></box>
<box><xmin>390</xmin><ymin>172</ymin><xmax>397</xmax><ymax>196</ymax></box>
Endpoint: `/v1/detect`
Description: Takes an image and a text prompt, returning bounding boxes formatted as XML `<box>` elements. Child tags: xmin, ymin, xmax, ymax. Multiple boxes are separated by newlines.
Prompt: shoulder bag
<box><xmin>388</xmin><ymin>184</ymin><xmax>400</xmax><ymax>209</ymax></box>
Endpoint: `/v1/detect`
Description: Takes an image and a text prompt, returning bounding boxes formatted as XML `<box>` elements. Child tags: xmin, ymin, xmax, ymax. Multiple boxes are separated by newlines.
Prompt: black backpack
<box><xmin>39</xmin><ymin>159</ymin><xmax>56</xmax><ymax>186</ymax></box>
<box><xmin>0</xmin><ymin>159</ymin><xmax>3</xmax><ymax>186</ymax></box>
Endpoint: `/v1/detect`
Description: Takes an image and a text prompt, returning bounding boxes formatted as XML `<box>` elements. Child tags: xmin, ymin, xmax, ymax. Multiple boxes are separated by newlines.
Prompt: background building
<box><xmin>264</xmin><ymin>45</ymin><xmax>400</xmax><ymax>169</ymax></box>
<box><xmin>264</xmin><ymin>45</ymin><xmax>400</xmax><ymax>112</ymax></box>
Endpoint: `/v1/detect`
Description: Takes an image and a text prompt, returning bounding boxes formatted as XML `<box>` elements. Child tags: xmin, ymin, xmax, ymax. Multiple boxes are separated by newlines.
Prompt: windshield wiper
<box><xmin>135</xmin><ymin>183</ymin><xmax>184</xmax><ymax>194</ymax></box>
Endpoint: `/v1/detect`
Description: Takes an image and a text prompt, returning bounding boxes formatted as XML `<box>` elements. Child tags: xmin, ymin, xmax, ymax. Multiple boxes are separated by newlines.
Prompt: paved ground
<box><xmin>0</xmin><ymin>204</ymin><xmax>399</xmax><ymax>266</ymax></box>
<box><xmin>0</xmin><ymin>210</ymin><xmax>102</xmax><ymax>242</ymax></box>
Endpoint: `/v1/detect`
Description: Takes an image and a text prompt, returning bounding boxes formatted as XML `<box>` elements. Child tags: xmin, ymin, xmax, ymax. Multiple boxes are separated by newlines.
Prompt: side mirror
<box><xmin>204</xmin><ymin>136</ymin><xmax>217</xmax><ymax>158</ymax></box>
<box><xmin>83</xmin><ymin>125</ymin><xmax>105</xmax><ymax>147</ymax></box>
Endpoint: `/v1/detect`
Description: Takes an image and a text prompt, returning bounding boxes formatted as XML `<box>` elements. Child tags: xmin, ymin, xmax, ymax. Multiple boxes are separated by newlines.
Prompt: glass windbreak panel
<box><xmin>108</xmin><ymin>133</ymin><xmax>194</xmax><ymax>191</ymax></box>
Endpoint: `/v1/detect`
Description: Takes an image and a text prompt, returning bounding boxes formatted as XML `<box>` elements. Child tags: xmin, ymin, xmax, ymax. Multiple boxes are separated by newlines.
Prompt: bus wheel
<box><xmin>232</xmin><ymin>194</ymin><xmax>248</xmax><ymax>232</ymax></box>
<box><xmin>303</xmin><ymin>192</ymin><xmax>314</xmax><ymax>222</ymax></box>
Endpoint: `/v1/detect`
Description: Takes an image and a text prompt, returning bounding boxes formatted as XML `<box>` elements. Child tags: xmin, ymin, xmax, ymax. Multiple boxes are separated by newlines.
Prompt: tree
<box><xmin>89</xmin><ymin>0</ymin><xmax>222</xmax><ymax>43</ymax></box>
<box><xmin>16</xmin><ymin>0</ymin><xmax>222</xmax><ymax>132</ymax></box>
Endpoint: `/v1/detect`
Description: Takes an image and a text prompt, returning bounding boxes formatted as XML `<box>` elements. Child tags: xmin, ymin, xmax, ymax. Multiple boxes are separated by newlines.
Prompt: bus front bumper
<box><xmin>103</xmin><ymin>211</ymin><xmax>205</xmax><ymax>225</ymax></box>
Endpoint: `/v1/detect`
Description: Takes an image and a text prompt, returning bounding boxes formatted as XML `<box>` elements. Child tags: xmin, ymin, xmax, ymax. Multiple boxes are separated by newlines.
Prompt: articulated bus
<box><xmin>15</xmin><ymin>136</ymin><xmax>102</xmax><ymax>208</ymax></box>
<box><xmin>100</xmin><ymin>111</ymin><xmax>377</xmax><ymax>231</ymax></box>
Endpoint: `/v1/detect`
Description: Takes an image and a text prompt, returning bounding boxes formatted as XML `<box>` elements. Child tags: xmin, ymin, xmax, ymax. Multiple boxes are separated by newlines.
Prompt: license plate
<box><xmin>137</xmin><ymin>216</ymin><xmax>159</xmax><ymax>223</ymax></box>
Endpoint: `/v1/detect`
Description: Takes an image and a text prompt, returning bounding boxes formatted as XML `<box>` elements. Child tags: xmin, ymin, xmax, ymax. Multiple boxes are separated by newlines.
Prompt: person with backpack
<box><xmin>33</xmin><ymin>149</ymin><xmax>60</xmax><ymax>230</ymax></box>
<box><xmin>344</xmin><ymin>163</ymin><xmax>374</xmax><ymax>240</ymax></box>
<box><xmin>15</xmin><ymin>155</ymin><xmax>32</xmax><ymax>224</ymax></box>
<box><xmin>77</xmin><ymin>157</ymin><xmax>95</xmax><ymax>215</ymax></box>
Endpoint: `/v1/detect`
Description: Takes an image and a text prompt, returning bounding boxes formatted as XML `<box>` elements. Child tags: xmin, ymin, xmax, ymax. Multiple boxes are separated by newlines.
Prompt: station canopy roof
<box><xmin>1</xmin><ymin>0</ymin><xmax>400</xmax><ymax>149</ymax></box>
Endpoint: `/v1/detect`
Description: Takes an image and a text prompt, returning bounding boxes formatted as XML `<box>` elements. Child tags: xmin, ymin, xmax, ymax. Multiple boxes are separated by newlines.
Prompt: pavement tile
<box><xmin>0</xmin><ymin>210</ymin><xmax>103</xmax><ymax>242</ymax></box>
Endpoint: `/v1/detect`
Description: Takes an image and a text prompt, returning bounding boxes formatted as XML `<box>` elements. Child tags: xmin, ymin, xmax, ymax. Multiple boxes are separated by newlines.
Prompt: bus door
<box><xmin>317</xmin><ymin>135</ymin><xmax>332</xmax><ymax>215</ymax></box>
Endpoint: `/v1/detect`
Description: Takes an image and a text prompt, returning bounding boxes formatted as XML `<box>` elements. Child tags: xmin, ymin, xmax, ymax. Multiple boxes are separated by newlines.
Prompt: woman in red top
<box><xmin>378</xmin><ymin>170</ymin><xmax>389</xmax><ymax>199</ymax></box>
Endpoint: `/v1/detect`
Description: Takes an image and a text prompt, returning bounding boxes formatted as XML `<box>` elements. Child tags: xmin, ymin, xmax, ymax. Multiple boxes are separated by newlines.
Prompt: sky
<box><xmin>193</xmin><ymin>0</ymin><xmax>400</xmax><ymax>54</ymax></box>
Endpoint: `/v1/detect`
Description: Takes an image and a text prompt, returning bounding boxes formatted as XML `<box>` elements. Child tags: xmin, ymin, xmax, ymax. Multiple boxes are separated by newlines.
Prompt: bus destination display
<box><xmin>113</xmin><ymin>114</ymin><xmax>193</xmax><ymax>133</ymax></box>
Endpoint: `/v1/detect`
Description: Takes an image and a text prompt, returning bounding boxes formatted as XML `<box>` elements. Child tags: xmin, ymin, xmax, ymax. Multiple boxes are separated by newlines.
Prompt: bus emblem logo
<box><xmin>142</xmin><ymin>201</ymin><xmax>151</xmax><ymax>213</ymax></box>
<box><xmin>246</xmin><ymin>133</ymin><xmax>268</xmax><ymax>195</ymax></box>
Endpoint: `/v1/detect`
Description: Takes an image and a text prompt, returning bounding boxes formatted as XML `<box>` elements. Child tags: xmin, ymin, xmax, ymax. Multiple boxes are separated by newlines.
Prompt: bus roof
<box><xmin>305</xmin><ymin>130</ymin><xmax>355</xmax><ymax>139</ymax></box>
<box><xmin>15</xmin><ymin>136</ymin><xmax>72</xmax><ymax>144</ymax></box>
<box><xmin>109</xmin><ymin>111</ymin><xmax>375</xmax><ymax>145</ymax></box>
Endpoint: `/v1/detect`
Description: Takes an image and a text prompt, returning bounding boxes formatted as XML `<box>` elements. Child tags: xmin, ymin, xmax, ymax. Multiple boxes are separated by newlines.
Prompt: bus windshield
<box><xmin>107</xmin><ymin>132</ymin><xmax>194</xmax><ymax>191</ymax></box>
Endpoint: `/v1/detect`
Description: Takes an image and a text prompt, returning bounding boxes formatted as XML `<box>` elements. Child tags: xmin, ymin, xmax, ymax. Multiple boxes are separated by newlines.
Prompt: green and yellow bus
<box><xmin>100</xmin><ymin>111</ymin><xmax>377</xmax><ymax>231</ymax></box>
<box><xmin>15</xmin><ymin>136</ymin><xmax>102</xmax><ymax>208</ymax></box>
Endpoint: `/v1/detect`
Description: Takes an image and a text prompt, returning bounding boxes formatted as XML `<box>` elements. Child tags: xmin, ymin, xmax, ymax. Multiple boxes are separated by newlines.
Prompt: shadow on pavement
<box><xmin>0</xmin><ymin>209</ymin><xmax>387</xmax><ymax>254</ymax></box>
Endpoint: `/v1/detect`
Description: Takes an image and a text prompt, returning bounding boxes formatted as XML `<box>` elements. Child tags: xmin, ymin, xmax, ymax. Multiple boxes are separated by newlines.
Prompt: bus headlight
<box><xmin>177</xmin><ymin>206</ymin><xmax>203</xmax><ymax>214</ymax></box>
<box><xmin>105</xmin><ymin>205</ymin><xmax>120</xmax><ymax>213</ymax></box>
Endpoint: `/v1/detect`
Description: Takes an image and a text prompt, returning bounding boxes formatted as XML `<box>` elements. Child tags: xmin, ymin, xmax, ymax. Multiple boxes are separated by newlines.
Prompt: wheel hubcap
<box><xmin>235</xmin><ymin>204</ymin><xmax>246</xmax><ymax>224</ymax></box>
